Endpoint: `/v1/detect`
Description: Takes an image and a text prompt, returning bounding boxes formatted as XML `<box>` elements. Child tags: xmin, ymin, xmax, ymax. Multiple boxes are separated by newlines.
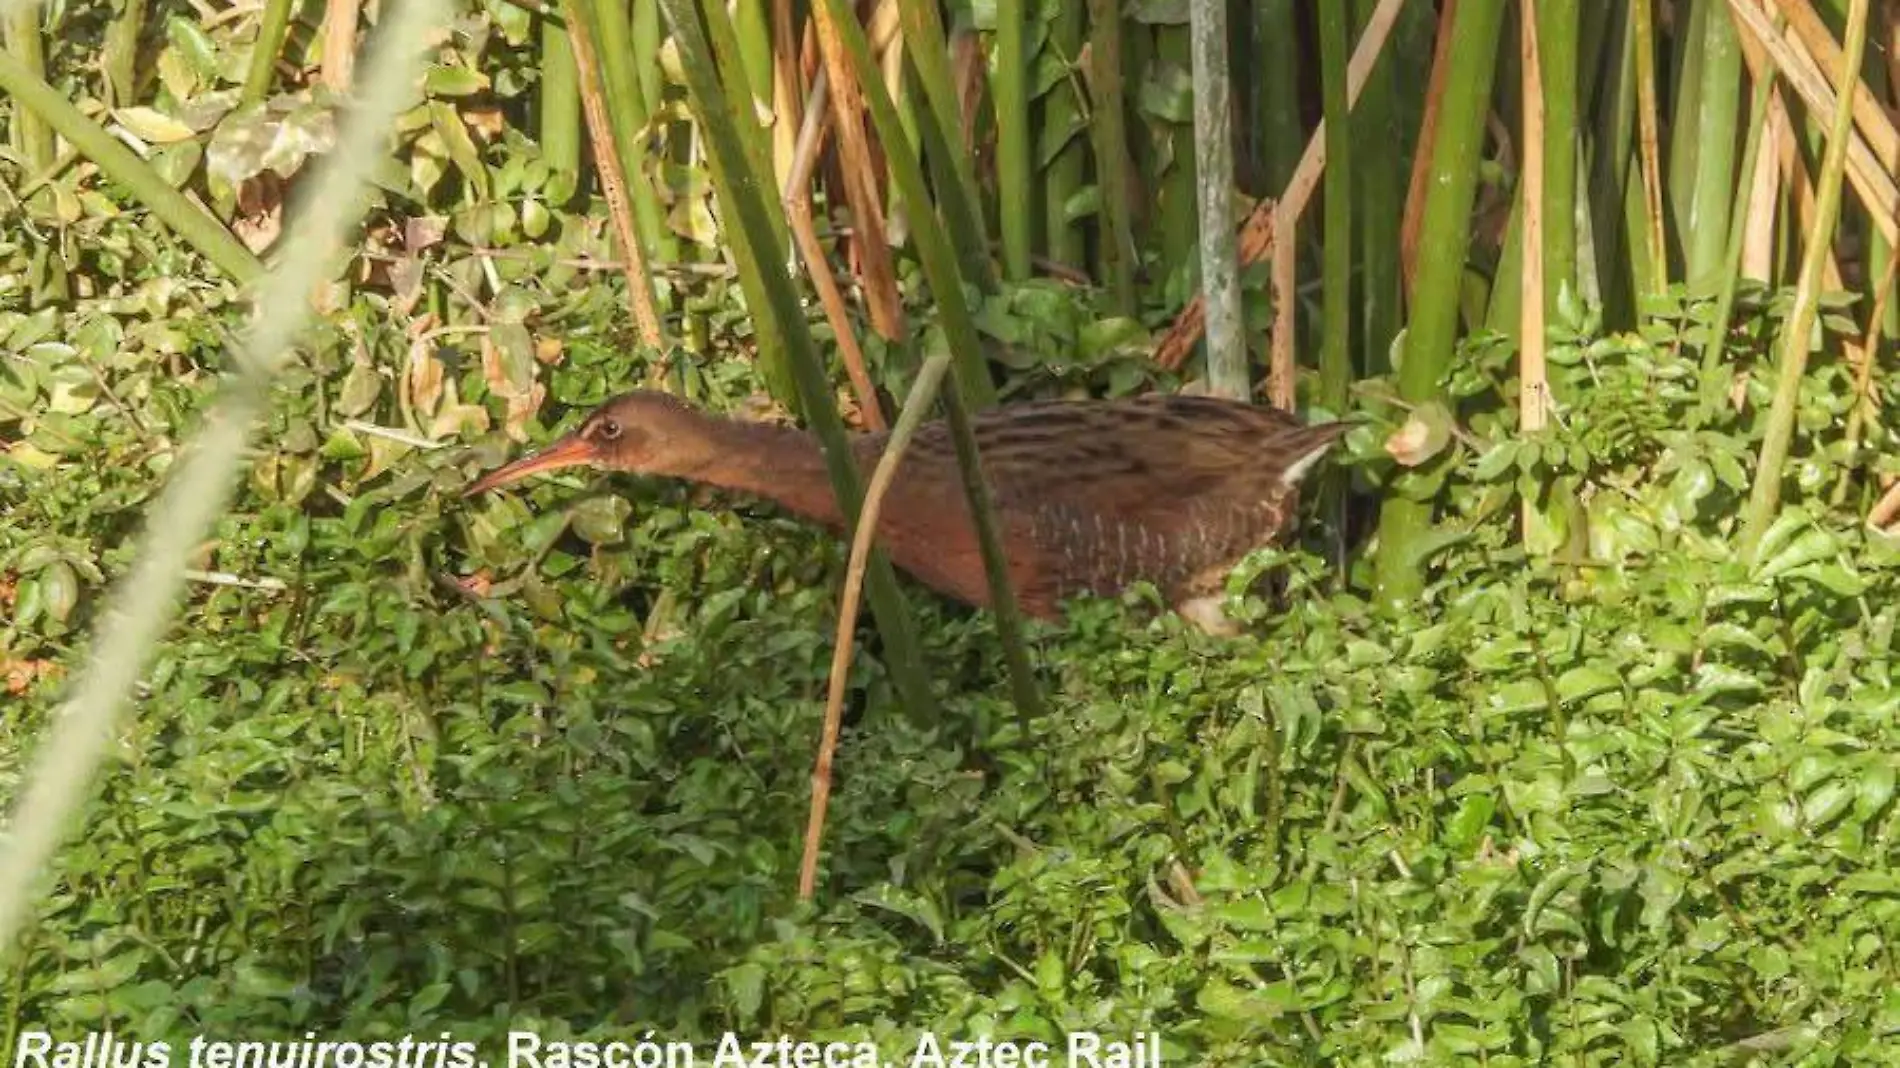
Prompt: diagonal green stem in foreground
<box><xmin>0</xmin><ymin>0</ymin><xmax>448</xmax><ymax>961</ymax></box>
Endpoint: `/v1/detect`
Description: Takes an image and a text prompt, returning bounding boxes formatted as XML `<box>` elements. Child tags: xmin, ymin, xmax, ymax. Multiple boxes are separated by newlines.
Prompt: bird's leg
<box><xmin>1172</xmin><ymin>564</ymin><xmax>1245</xmax><ymax>636</ymax></box>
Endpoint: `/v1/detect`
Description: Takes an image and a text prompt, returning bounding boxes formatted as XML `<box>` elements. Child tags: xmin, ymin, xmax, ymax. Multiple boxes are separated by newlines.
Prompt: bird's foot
<box><xmin>1176</xmin><ymin>596</ymin><xmax>1240</xmax><ymax>637</ymax></box>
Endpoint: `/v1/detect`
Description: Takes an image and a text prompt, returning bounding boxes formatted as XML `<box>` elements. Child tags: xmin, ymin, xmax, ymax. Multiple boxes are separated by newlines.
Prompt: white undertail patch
<box><xmin>1278</xmin><ymin>435</ymin><xmax>1342</xmax><ymax>488</ymax></box>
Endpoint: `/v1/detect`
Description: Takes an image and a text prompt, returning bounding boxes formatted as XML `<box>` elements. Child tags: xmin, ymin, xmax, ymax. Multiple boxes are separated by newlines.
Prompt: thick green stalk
<box><xmin>1739</xmin><ymin>0</ymin><xmax>1868</xmax><ymax>557</ymax></box>
<box><xmin>632</xmin><ymin>0</ymin><xmax>664</xmax><ymax>113</ymax></box>
<box><xmin>1042</xmin><ymin>0</ymin><xmax>1086</xmax><ymax>267</ymax></box>
<box><xmin>539</xmin><ymin>15</ymin><xmax>582</xmax><ymax>203</ymax></box>
<box><xmin>1252</xmin><ymin>0</ymin><xmax>1301</xmax><ymax>193</ymax></box>
<box><xmin>6</xmin><ymin>0</ymin><xmax>65</xmax><ymax>302</ymax></box>
<box><xmin>240</xmin><ymin>0</ymin><xmax>296</xmax><ymax>106</ymax></box>
<box><xmin>995</xmin><ymin>0</ymin><xmax>1032</xmax><ymax>278</ymax></box>
<box><xmin>1087</xmin><ymin>0</ymin><xmax>1136</xmax><ymax>313</ymax></box>
<box><xmin>5</xmin><ymin>4</ymin><xmax>54</xmax><ymax>169</ymax></box>
<box><xmin>1538</xmin><ymin>0</ymin><xmax>1578</xmax><ymax>307</ymax></box>
<box><xmin>816</xmin><ymin>0</ymin><xmax>1041</xmax><ymax>721</ymax></box>
<box><xmin>1373</xmin><ymin>0</ymin><xmax>1507</xmax><ymax>603</ymax></box>
<box><xmin>655</xmin><ymin>0</ymin><xmax>939</xmax><ymax>723</ymax></box>
<box><xmin>1317</xmin><ymin>0</ymin><xmax>1352</xmax><ymax>411</ymax></box>
<box><xmin>1354</xmin><ymin>0</ymin><xmax>1402</xmax><ymax>378</ymax></box>
<box><xmin>733</xmin><ymin>0</ymin><xmax>772</xmax><ymax>106</ymax></box>
<box><xmin>0</xmin><ymin>48</ymin><xmax>262</xmax><ymax>284</ymax></box>
<box><xmin>102</xmin><ymin>0</ymin><xmax>145</xmax><ymax>106</ymax></box>
<box><xmin>1681</xmin><ymin>0</ymin><xmax>1742</xmax><ymax>291</ymax></box>
<box><xmin>1188</xmin><ymin>0</ymin><xmax>1242</xmax><ymax>397</ymax></box>
<box><xmin>588</xmin><ymin>0</ymin><xmax>677</xmax><ymax>262</ymax></box>
<box><xmin>1589</xmin><ymin>2</ymin><xmax>1637</xmax><ymax>323</ymax></box>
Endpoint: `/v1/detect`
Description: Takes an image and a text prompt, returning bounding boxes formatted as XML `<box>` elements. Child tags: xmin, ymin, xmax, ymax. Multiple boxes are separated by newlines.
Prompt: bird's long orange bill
<box><xmin>463</xmin><ymin>435</ymin><xmax>597</xmax><ymax>497</ymax></box>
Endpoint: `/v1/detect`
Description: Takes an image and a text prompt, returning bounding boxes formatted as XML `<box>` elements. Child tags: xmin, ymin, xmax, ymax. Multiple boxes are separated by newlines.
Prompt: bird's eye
<box><xmin>597</xmin><ymin>419</ymin><xmax>622</xmax><ymax>440</ymax></box>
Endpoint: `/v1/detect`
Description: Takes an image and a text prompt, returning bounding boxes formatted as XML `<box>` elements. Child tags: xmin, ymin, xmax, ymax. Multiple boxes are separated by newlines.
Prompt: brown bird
<box><xmin>465</xmin><ymin>391</ymin><xmax>1350</xmax><ymax>634</ymax></box>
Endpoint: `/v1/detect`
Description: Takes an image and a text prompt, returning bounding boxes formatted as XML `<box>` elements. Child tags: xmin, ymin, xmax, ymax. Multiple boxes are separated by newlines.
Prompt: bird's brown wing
<box><xmin>948</xmin><ymin>396</ymin><xmax>1346</xmax><ymax>601</ymax></box>
<box><xmin>852</xmin><ymin>396</ymin><xmax>1347</xmax><ymax>612</ymax></box>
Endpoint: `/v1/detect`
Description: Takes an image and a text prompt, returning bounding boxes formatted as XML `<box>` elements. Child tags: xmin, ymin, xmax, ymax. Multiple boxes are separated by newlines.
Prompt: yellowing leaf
<box><xmin>406</xmin><ymin>337</ymin><xmax>445</xmax><ymax>417</ymax></box>
<box><xmin>114</xmin><ymin>106</ymin><xmax>197</xmax><ymax>144</ymax></box>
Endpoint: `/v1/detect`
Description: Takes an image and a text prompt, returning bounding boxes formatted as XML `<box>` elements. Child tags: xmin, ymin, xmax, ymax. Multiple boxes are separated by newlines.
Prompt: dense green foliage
<box><xmin>7</xmin><ymin>0</ymin><xmax>1900</xmax><ymax>1061</ymax></box>
<box><xmin>7</xmin><ymin>236</ymin><xmax>1900</xmax><ymax>1060</ymax></box>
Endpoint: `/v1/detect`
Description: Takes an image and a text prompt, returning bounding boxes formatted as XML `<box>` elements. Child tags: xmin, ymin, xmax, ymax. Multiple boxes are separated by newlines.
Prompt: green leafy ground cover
<box><xmin>7</xmin><ymin>254</ymin><xmax>1900</xmax><ymax>1064</ymax></box>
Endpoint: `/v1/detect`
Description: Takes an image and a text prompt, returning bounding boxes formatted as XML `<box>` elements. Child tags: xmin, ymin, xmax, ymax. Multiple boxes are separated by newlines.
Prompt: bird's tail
<box><xmin>1275</xmin><ymin>420</ymin><xmax>1355</xmax><ymax>488</ymax></box>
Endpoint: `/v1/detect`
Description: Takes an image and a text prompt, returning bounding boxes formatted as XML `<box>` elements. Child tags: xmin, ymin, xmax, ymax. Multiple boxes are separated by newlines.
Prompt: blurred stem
<box><xmin>995</xmin><ymin>0</ymin><xmax>1031</xmax><ymax>279</ymax></box>
<box><xmin>1042</xmin><ymin>0</ymin><xmax>1085</xmax><ymax>267</ymax></box>
<box><xmin>5</xmin><ymin>1</ymin><xmax>65</xmax><ymax>302</ymax></box>
<box><xmin>1087</xmin><ymin>0</ymin><xmax>1136</xmax><ymax>313</ymax></box>
<box><xmin>1594</xmin><ymin>2</ymin><xmax>1640</xmax><ymax>321</ymax></box>
<box><xmin>1683</xmin><ymin>0</ymin><xmax>1742</xmax><ymax>291</ymax></box>
<box><xmin>1538</xmin><ymin>0</ymin><xmax>1577</xmax><ymax>307</ymax></box>
<box><xmin>1354</xmin><ymin>0</ymin><xmax>1402</xmax><ymax>378</ymax></box>
<box><xmin>539</xmin><ymin>14</ymin><xmax>582</xmax><ymax>203</ymax></box>
<box><xmin>0</xmin><ymin>47</ymin><xmax>262</xmax><ymax>284</ymax></box>
<box><xmin>1190</xmin><ymin>0</ymin><xmax>1242</xmax><ymax>398</ymax></box>
<box><xmin>1317</xmin><ymin>0</ymin><xmax>1352</xmax><ymax>412</ymax></box>
<box><xmin>656</xmin><ymin>0</ymin><xmax>941</xmax><ymax>725</ymax></box>
<box><xmin>1374</xmin><ymin>0</ymin><xmax>1507</xmax><ymax>603</ymax></box>
<box><xmin>103</xmin><ymin>0</ymin><xmax>147</xmax><ymax>105</ymax></box>
<box><xmin>1157</xmin><ymin>29</ymin><xmax>1199</xmax><ymax>290</ymax></box>
<box><xmin>5</xmin><ymin>4</ymin><xmax>54</xmax><ymax>168</ymax></box>
<box><xmin>1740</xmin><ymin>0</ymin><xmax>1868</xmax><ymax>557</ymax></box>
<box><xmin>939</xmin><ymin>373</ymin><xmax>1045</xmax><ymax>724</ymax></box>
<box><xmin>632</xmin><ymin>0</ymin><xmax>664</xmax><ymax>112</ymax></box>
<box><xmin>1253</xmin><ymin>0</ymin><xmax>1301</xmax><ymax>193</ymax></box>
<box><xmin>240</xmin><ymin>0</ymin><xmax>296</xmax><ymax>106</ymax></box>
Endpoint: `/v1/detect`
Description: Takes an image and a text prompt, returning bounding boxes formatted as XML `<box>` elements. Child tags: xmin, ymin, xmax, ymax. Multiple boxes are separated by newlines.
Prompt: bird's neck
<box><xmin>676</xmin><ymin>417</ymin><xmax>849</xmax><ymax>526</ymax></box>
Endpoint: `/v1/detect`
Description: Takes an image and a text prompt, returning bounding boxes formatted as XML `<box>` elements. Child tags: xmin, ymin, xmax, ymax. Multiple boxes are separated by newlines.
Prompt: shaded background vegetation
<box><xmin>5</xmin><ymin>0</ymin><xmax>1900</xmax><ymax>1060</ymax></box>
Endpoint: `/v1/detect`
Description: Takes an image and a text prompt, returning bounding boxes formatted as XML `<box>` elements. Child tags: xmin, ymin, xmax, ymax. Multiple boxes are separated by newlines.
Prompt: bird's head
<box><xmin>463</xmin><ymin>391</ymin><xmax>717</xmax><ymax>496</ymax></box>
